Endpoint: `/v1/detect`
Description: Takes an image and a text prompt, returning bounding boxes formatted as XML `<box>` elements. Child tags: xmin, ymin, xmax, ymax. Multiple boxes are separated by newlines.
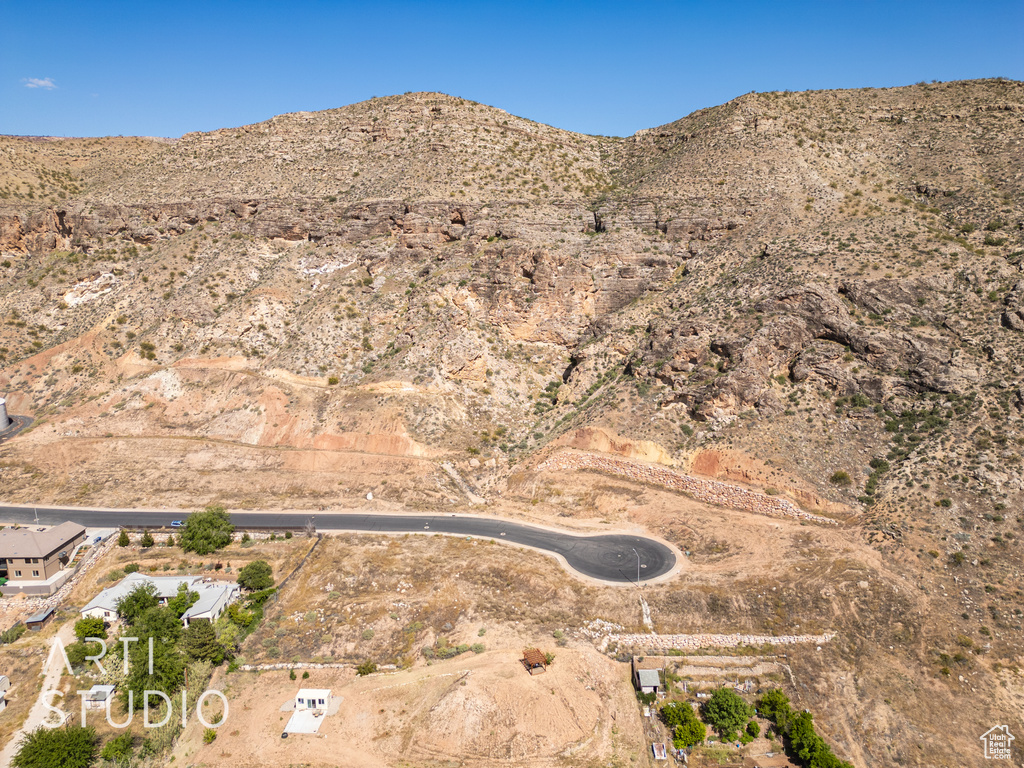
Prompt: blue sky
<box><xmin>2</xmin><ymin>0</ymin><xmax>1022</xmax><ymax>138</ymax></box>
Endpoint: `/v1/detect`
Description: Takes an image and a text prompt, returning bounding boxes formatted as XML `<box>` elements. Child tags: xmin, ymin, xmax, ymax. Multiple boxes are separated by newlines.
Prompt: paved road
<box><xmin>0</xmin><ymin>505</ymin><xmax>675</xmax><ymax>584</ymax></box>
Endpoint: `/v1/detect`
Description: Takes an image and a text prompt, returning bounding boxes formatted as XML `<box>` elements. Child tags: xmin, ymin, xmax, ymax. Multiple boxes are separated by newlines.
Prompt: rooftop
<box><xmin>637</xmin><ymin>669</ymin><xmax>662</xmax><ymax>687</ymax></box>
<box><xmin>81</xmin><ymin>573</ymin><xmax>202</xmax><ymax>613</ymax></box>
<box><xmin>0</xmin><ymin>522</ymin><xmax>86</xmax><ymax>559</ymax></box>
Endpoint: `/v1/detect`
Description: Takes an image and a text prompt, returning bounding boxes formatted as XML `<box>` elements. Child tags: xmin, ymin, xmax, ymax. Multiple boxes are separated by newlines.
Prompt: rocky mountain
<box><xmin>1</xmin><ymin>80</ymin><xmax>1023</xmax><ymax>766</ymax></box>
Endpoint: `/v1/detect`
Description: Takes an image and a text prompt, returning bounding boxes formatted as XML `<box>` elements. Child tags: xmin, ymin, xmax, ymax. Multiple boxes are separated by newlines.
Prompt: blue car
<box><xmin>170</xmin><ymin>520</ymin><xmax>183</xmax><ymax>528</ymax></box>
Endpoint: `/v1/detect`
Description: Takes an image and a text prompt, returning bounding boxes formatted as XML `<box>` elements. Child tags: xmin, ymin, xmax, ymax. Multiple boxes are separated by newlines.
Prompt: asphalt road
<box><xmin>0</xmin><ymin>505</ymin><xmax>676</xmax><ymax>584</ymax></box>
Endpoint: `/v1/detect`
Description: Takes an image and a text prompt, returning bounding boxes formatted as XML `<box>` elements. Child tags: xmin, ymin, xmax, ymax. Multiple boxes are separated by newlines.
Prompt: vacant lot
<box><xmin>179</xmin><ymin>642</ymin><xmax>643</xmax><ymax>768</ymax></box>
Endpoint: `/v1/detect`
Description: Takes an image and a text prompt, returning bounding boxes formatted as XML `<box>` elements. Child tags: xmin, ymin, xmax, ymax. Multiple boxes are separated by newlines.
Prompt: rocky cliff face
<box><xmin>1</xmin><ymin>80</ymin><xmax>1023</xmax><ymax>768</ymax></box>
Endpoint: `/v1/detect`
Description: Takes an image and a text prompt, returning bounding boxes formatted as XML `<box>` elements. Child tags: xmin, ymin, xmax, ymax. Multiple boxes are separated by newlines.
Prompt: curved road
<box><xmin>0</xmin><ymin>505</ymin><xmax>676</xmax><ymax>584</ymax></box>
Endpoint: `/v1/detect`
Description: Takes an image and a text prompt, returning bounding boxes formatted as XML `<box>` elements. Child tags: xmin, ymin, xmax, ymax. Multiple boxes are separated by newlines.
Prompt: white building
<box><xmin>295</xmin><ymin>688</ymin><xmax>332</xmax><ymax>711</ymax></box>
<box><xmin>81</xmin><ymin>572</ymin><xmax>240</xmax><ymax>626</ymax></box>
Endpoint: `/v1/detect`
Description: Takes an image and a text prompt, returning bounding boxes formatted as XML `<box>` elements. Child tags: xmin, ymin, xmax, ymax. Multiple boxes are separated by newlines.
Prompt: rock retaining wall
<box><xmin>601</xmin><ymin>631</ymin><xmax>835</xmax><ymax>653</ymax></box>
<box><xmin>538</xmin><ymin>450</ymin><xmax>837</xmax><ymax>524</ymax></box>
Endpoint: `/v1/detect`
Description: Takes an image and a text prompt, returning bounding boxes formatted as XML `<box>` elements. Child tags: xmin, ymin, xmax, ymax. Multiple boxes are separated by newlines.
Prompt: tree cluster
<box><xmin>758</xmin><ymin>689</ymin><xmax>853</xmax><ymax>768</ymax></box>
<box><xmin>660</xmin><ymin>701</ymin><xmax>707</xmax><ymax>749</ymax></box>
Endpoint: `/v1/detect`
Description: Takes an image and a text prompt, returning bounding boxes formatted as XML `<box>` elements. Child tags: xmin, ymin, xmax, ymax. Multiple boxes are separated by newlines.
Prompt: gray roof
<box><xmin>181</xmin><ymin>581</ymin><xmax>240</xmax><ymax>620</ymax></box>
<box><xmin>0</xmin><ymin>522</ymin><xmax>86</xmax><ymax>559</ymax></box>
<box><xmin>84</xmin><ymin>684</ymin><xmax>115</xmax><ymax>701</ymax></box>
<box><xmin>26</xmin><ymin>607</ymin><xmax>54</xmax><ymax>623</ymax></box>
<box><xmin>81</xmin><ymin>573</ymin><xmax>201</xmax><ymax>614</ymax></box>
<box><xmin>637</xmin><ymin>669</ymin><xmax>661</xmax><ymax>687</ymax></box>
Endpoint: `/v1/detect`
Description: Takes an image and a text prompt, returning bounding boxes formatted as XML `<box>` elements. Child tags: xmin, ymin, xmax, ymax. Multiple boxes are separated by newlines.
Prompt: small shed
<box><xmin>522</xmin><ymin>648</ymin><xmax>548</xmax><ymax>675</ymax></box>
<box><xmin>83</xmin><ymin>684</ymin><xmax>116</xmax><ymax>710</ymax></box>
<box><xmin>295</xmin><ymin>688</ymin><xmax>331</xmax><ymax>711</ymax></box>
<box><xmin>632</xmin><ymin>656</ymin><xmax>664</xmax><ymax>694</ymax></box>
<box><xmin>26</xmin><ymin>608</ymin><xmax>54</xmax><ymax>631</ymax></box>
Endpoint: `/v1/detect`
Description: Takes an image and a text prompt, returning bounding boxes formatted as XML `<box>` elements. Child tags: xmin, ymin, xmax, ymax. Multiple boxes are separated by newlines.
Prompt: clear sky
<box><xmin>2</xmin><ymin>0</ymin><xmax>1022</xmax><ymax>139</ymax></box>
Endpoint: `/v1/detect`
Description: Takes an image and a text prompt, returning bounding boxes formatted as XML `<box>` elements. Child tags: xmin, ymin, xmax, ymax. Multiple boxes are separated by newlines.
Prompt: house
<box><xmin>295</xmin><ymin>688</ymin><xmax>331</xmax><ymax>711</ymax></box>
<box><xmin>632</xmin><ymin>657</ymin><xmax>665</xmax><ymax>695</ymax></box>
<box><xmin>81</xmin><ymin>573</ymin><xmax>240</xmax><ymax>627</ymax></box>
<box><xmin>82</xmin><ymin>684</ymin><xmax>116</xmax><ymax>711</ymax></box>
<box><xmin>81</xmin><ymin>573</ymin><xmax>202</xmax><ymax>621</ymax></box>
<box><xmin>181</xmin><ymin>581</ymin><xmax>242</xmax><ymax>627</ymax></box>
<box><xmin>0</xmin><ymin>522</ymin><xmax>87</xmax><ymax>596</ymax></box>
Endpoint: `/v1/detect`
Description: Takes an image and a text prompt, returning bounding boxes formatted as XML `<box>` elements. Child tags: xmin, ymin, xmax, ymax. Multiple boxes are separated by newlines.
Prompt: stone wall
<box><xmin>537</xmin><ymin>450</ymin><xmax>837</xmax><ymax>524</ymax></box>
<box><xmin>601</xmin><ymin>631</ymin><xmax>835</xmax><ymax>653</ymax></box>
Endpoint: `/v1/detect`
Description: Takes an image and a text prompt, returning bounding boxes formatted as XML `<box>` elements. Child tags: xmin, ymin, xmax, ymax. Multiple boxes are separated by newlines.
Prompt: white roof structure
<box><xmin>181</xmin><ymin>581</ymin><xmax>241</xmax><ymax>625</ymax></box>
<box><xmin>81</xmin><ymin>573</ymin><xmax>201</xmax><ymax>616</ymax></box>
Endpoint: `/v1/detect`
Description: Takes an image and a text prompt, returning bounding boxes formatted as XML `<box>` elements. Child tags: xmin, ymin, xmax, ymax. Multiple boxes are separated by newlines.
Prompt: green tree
<box><xmin>140</xmin><ymin>531</ymin><xmax>155</xmax><ymax>548</ymax></box>
<box><xmin>73</xmin><ymin>616</ymin><xmax>106</xmax><ymax>642</ymax></box>
<box><xmin>237</xmin><ymin>560</ymin><xmax>273</xmax><ymax>591</ymax></box>
<box><xmin>747</xmin><ymin>720</ymin><xmax>760</xmax><ymax>738</ymax></box>
<box><xmin>701</xmin><ymin>688</ymin><xmax>753</xmax><ymax>740</ymax></box>
<box><xmin>181</xmin><ymin>619</ymin><xmax>224</xmax><ymax>664</ymax></box>
<box><xmin>757</xmin><ymin>688</ymin><xmax>791</xmax><ymax>722</ymax></box>
<box><xmin>122</xmin><ymin>606</ymin><xmax>185</xmax><ymax>711</ymax></box>
<box><xmin>179</xmin><ymin>506</ymin><xmax>234</xmax><ymax>555</ymax></box>
<box><xmin>167</xmin><ymin>583</ymin><xmax>199</xmax><ymax>618</ymax></box>
<box><xmin>660</xmin><ymin>701</ymin><xmax>706</xmax><ymax>748</ymax></box>
<box><xmin>676</xmin><ymin>717</ymin><xmax>707</xmax><ymax>748</ymax></box>
<box><xmin>115</xmin><ymin>582</ymin><xmax>159</xmax><ymax>624</ymax></box>
<box><xmin>99</xmin><ymin>732</ymin><xmax>134</xmax><ymax>762</ymax></box>
<box><xmin>12</xmin><ymin>725</ymin><xmax>98</xmax><ymax>768</ymax></box>
<box><xmin>117</xmin><ymin>529</ymin><xmax>130</xmax><ymax>547</ymax></box>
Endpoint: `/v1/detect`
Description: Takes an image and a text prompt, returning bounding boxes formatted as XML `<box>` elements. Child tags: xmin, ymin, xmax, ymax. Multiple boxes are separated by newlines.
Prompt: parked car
<box><xmin>170</xmin><ymin>520</ymin><xmax>183</xmax><ymax>528</ymax></box>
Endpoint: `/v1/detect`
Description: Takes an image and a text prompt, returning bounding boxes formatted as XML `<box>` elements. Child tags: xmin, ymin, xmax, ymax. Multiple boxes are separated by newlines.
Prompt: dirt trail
<box><xmin>0</xmin><ymin>621</ymin><xmax>74</xmax><ymax>768</ymax></box>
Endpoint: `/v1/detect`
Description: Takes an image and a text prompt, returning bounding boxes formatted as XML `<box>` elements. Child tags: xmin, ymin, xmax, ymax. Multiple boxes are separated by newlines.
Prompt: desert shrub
<box><xmin>356</xmin><ymin>660</ymin><xmax>377</xmax><ymax>676</ymax></box>
<box><xmin>12</xmin><ymin>725</ymin><xmax>98</xmax><ymax>768</ymax></box>
<box><xmin>100</xmin><ymin>732</ymin><xmax>133</xmax><ymax>762</ymax></box>
<box><xmin>203</xmin><ymin>728</ymin><xmax>217</xmax><ymax>744</ymax></box>
<box><xmin>0</xmin><ymin>623</ymin><xmax>27</xmax><ymax>645</ymax></box>
<box><xmin>829</xmin><ymin>471</ymin><xmax>852</xmax><ymax>486</ymax></box>
<box><xmin>123</xmin><ymin>563</ymin><xmax>141</xmax><ymax>574</ymax></box>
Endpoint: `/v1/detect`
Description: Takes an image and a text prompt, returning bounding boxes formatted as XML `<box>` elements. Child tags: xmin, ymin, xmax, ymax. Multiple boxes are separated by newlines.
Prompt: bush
<box><xmin>289</xmin><ymin>668</ymin><xmax>296</xmax><ymax>681</ymax></box>
<box><xmin>73</xmin><ymin>617</ymin><xmax>106</xmax><ymax>642</ymax></box>
<box><xmin>12</xmin><ymin>725</ymin><xmax>98</xmax><ymax>768</ymax></box>
<box><xmin>660</xmin><ymin>702</ymin><xmax>707</xmax><ymax>748</ymax></box>
<box><xmin>179</xmin><ymin>506</ymin><xmax>234</xmax><ymax>555</ymax></box>
<box><xmin>237</xmin><ymin>560</ymin><xmax>273</xmax><ymax>590</ymax></box>
<box><xmin>356</xmin><ymin>660</ymin><xmax>377</xmax><ymax>676</ymax></box>
<box><xmin>117</xmin><ymin>530</ymin><xmax>130</xmax><ymax>547</ymax></box>
<box><xmin>123</xmin><ymin>562</ymin><xmax>140</xmax><ymax>574</ymax></box>
<box><xmin>302</xmin><ymin>670</ymin><xmax>309</xmax><ymax>679</ymax></box>
<box><xmin>470</xmin><ymin>643</ymin><xmax>486</xmax><ymax>654</ymax></box>
<box><xmin>284</xmin><ymin>531</ymin><xmax>293</xmax><ymax>539</ymax></box>
<box><xmin>829</xmin><ymin>471</ymin><xmax>852</xmax><ymax>486</ymax></box>
<box><xmin>140</xmin><ymin>531</ymin><xmax>155</xmax><ymax>548</ymax></box>
<box><xmin>203</xmin><ymin>728</ymin><xmax>217</xmax><ymax>744</ymax></box>
<box><xmin>100</xmin><ymin>732</ymin><xmax>133</xmax><ymax>762</ymax></box>
<box><xmin>747</xmin><ymin>720</ymin><xmax>760</xmax><ymax>738</ymax></box>
<box><xmin>0</xmin><ymin>623</ymin><xmax>26</xmax><ymax>645</ymax></box>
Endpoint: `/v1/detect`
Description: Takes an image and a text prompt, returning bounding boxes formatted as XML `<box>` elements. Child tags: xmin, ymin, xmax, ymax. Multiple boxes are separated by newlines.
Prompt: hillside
<box><xmin>1</xmin><ymin>79</ymin><xmax>1023</xmax><ymax>767</ymax></box>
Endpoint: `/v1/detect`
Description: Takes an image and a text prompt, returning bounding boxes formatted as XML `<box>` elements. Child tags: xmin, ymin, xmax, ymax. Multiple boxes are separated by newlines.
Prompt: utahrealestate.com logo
<box><xmin>980</xmin><ymin>725</ymin><xmax>1015</xmax><ymax>760</ymax></box>
<box><xmin>43</xmin><ymin>636</ymin><xmax>228</xmax><ymax>729</ymax></box>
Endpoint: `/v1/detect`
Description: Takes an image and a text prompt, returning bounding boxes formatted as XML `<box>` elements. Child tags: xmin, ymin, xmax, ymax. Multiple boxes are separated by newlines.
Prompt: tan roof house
<box><xmin>0</xmin><ymin>522</ymin><xmax>87</xmax><ymax>596</ymax></box>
